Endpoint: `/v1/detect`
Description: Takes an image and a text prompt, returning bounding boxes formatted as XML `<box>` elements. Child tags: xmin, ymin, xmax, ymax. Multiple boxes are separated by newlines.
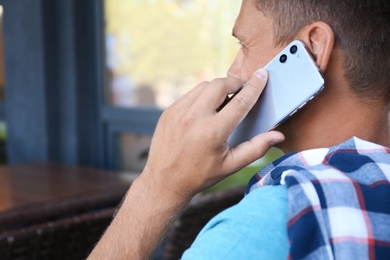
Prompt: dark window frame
<box><xmin>2</xmin><ymin>0</ymin><xmax>161</xmax><ymax>169</ymax></box>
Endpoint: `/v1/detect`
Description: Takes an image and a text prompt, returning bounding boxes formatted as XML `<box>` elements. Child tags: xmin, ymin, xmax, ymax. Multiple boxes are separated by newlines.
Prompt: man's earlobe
<box><xmin>297</xmin><ymin>22</ymin><xmax>334</xmax><ymax>73</ymax></box>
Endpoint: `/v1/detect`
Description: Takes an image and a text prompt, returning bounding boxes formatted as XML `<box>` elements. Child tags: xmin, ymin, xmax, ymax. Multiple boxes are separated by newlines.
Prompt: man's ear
<box><xmin>296</xmin><ymin>22</ymin><xmax>334</xmax><ymax>73</ymax></box>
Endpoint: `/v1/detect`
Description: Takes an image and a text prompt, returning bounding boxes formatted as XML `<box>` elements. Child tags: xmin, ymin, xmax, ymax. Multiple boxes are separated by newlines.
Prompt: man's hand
<box><xmin>142</xmin><ymin>68</ymin><xmax>285</xmax><ymax>199</ymax></box>
<box><xmin>89</xmin><ymin>68</ymin><xmax>285</xmax><ymax>260</ymax></box>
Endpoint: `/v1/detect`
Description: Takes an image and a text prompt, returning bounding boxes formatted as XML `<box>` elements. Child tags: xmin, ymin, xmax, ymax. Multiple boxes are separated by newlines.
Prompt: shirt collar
<box><xmin>246</xmin><ymin>137</ymin><xmax>389</xmax><ymax>194</ymax></box>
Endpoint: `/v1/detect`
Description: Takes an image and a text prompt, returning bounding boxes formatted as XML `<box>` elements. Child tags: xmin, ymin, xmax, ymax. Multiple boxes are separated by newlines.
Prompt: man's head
<box><xmin>255</xmin><ymin>0</ymin><xmax>390</xmax><ymax>102</ymax></box>
<box><xmin>229</xmin><ymin>0</ymin><xmax>390</xmax><ymax>151</ymax></box>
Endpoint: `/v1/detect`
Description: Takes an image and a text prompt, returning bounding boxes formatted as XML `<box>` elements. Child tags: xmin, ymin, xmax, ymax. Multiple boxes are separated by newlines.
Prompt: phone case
<box><xmin>229</xmin><ymin>40</ymin><xmax>324</xmax><ymax>146</ymax></box>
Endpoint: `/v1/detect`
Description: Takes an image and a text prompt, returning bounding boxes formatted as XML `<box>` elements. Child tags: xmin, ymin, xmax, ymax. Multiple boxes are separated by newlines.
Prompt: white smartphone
<box><xmin>228</xmin><ymin>40</ymin><xmax>325</xmax><ymax>146</ymax></box>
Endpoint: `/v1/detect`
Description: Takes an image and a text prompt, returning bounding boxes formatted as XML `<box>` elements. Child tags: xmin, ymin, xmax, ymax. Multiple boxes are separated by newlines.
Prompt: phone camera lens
<box><xmin>290</xmin><ymin>45</ymin><xmax>298</xmax><ymax>54</ymax></box>
<box><xmin>279</xmin><ymin>54</ymin><xmax>287</xmax><ymax>63</ymax></box>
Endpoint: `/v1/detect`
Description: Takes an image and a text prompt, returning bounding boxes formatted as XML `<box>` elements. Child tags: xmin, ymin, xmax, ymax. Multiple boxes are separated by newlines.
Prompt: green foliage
<box><xmin>206</xmin><ymin>148</ymin><xmax>284</xmax><ymax>192</ymax></box>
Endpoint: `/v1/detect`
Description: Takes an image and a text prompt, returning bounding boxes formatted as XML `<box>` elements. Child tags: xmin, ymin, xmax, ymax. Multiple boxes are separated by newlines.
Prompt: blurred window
<box><xmin>103</xmin><ymin>0</ymin><xmax>240</xmax><ymax>173</ymax></box>
<box><xmin>104</xmin><ymin>0</ymin><xmax>240</xmax><ymax>108</ymax></box>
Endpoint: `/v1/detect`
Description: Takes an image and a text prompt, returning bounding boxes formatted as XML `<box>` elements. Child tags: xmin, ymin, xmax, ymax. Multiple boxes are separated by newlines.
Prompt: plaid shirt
<box><xmin>246</xmin><ymin>137</ymin><xmax>390</xmax><ymax>259</ymax></box>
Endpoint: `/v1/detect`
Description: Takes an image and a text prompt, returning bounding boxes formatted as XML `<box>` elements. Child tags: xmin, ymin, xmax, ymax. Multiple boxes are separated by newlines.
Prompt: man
<box><xmin>89</xmin><ymin>0</ymin><xmax>390</xmax><ymax>258</ymax></box>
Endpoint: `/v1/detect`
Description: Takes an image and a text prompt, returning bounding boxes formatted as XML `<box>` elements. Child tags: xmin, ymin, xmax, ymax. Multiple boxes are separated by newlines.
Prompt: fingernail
<box><xmin>270</xmin><ymin>140</ymin><xmax>282</xmax><ymax>146</ymax></box>
<box><xmin>255</xmin><ymin>68</ymin><xmax>267</xmax><ymax>79</ymax></box>
<box><xmin>270</xmin><ymin>136</ymin><xmax>285</xmax><ymax>146</ymax></box>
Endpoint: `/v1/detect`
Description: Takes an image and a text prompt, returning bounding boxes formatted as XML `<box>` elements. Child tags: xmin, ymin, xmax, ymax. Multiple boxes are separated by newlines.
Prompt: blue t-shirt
<box><xmin>182</xmin><ymin>185</ymin><xmax>289</xmax><ymax>259</ymax></box>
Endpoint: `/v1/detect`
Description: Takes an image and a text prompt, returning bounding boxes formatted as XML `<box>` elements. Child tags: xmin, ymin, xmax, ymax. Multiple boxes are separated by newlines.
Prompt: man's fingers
<box><xmin>195</xmin><ymin>77</ymin><xmax>244</xmax><ymax>112</ymax></box>
<box><xmin>173</xmin><ymin>81</ymin><xmax>209</xmax><ymax>109</ymax></box>
<box><xmin>171</xmin><ymin>77</ymin><xmax>242</xmax><ymax>114</ymax></box>
<box><xmin>223</xmin><ymin>131</ymin><xmax>285</xmax><ymax>174</ymax></box>
<box><xmin>217</xmin><ymin>68</ymin><xmax>268</xmax><ymax>131</ymax></box>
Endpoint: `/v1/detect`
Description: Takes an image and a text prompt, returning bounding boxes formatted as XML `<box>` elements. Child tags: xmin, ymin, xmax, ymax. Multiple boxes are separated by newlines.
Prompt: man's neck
<box><xmin>275</xmin><ymin>88</ymin><xmax>390</xmax><ymax>154</ymax></box>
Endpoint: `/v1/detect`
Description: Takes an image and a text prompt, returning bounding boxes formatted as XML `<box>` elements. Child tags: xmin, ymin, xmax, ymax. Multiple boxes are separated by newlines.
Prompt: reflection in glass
<box><xmin>117</xmin><ymin>133</ymin><xmax>152</xmax><ymax>173</ymax></box>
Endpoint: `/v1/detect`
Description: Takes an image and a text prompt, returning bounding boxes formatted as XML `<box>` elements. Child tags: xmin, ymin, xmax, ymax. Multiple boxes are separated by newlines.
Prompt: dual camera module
<box><xmin>279</xmin><ymin>45</ymin><xmax>298</xmax><ymax>63</ymax></box>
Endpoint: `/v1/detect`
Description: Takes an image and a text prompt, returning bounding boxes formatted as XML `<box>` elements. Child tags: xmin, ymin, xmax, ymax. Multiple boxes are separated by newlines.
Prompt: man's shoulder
<box><xmin>182</xmin><ymin>185</ymin><xmax>289</xmax><ymax>259</ymax></box>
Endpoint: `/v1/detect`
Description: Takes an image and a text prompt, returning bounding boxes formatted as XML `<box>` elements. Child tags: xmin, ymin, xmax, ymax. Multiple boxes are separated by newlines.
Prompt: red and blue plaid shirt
<box><xmin>246</xmin><ymin>137</ymin><xmax>390</xmax><ymax>259</ymax></box>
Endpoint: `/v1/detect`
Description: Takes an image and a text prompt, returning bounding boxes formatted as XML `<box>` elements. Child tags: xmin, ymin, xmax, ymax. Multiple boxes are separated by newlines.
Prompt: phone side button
<box><xmin>298</xmin><ymin>101</ymin><xmax>308</xmax><ymax>110</ymax></box>
<box><xmin>290</xmin><ymin>109</ymin><xmax>298</xmax><ymax>116</ymax></box>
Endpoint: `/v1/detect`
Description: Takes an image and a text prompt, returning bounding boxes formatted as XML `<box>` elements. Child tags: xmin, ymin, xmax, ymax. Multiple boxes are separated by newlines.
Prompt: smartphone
<box><xmin>228</xmin><ymin>40</ymin><xmax>325</xmax><ymax>146</ymax></box>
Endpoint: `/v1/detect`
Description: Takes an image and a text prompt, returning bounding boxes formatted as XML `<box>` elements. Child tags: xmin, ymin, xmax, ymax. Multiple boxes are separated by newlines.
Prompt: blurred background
<box><xmin>0</xmin><ymin>1</ymin><xmax>283</xmax><ymax>258</ymax></box>
<box><xmin>1</xmin><ymin>0</ymin><xmax>238</xmax><ymax>172</ymax></box>
<box><xmin>105</xmin><ymin>0</ymin><xmax>242</xmax><ymax>175</ymax></box>
<box><xmin>1</xmin><ymin>0</ymin><xmax>281</xmax><ymax>187</ymax></box>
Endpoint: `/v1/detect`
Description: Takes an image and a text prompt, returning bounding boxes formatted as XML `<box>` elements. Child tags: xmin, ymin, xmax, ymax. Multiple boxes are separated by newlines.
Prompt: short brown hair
<box><xmin>256</xmin><ymin>0</ymin><xmax>390</xmax><ymax>102</ymax></box>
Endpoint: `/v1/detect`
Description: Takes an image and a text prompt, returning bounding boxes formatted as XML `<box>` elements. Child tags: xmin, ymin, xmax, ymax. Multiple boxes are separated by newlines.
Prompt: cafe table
<box><xmin>0</xmin><ymin>163</ymin><xmax>132</xmax><ymax>259</ymax></box>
